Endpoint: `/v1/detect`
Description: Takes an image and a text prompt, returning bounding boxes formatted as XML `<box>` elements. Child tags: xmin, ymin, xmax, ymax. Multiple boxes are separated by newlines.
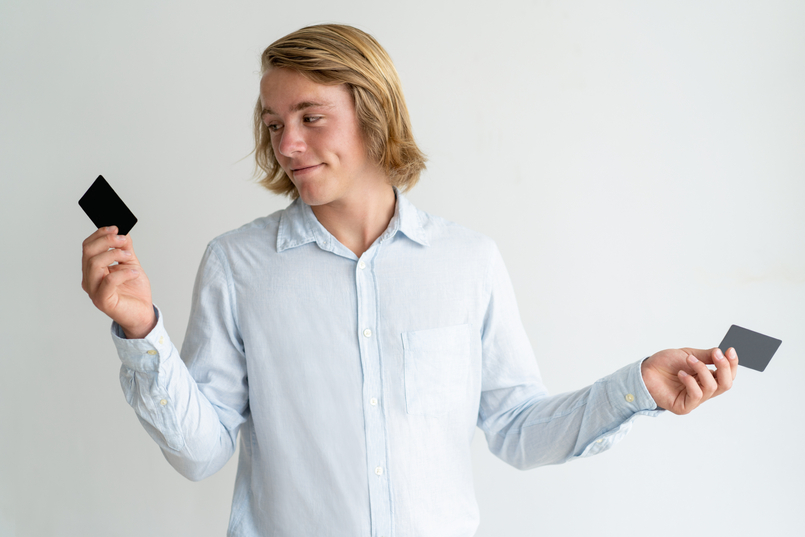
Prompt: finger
<box><xmin>683</xmin><ymin>347</ymin><xmax>717</xmax><ymax>364</ymax></box>
<box><xmin>82</xmin><ymin>227</ymin><xmax>126</xmax><ymax>271</ymax></box>
<box><xmin>113</xmin><ymin>234</ymin><xmax>142</xmax><ymax>266</ymax></box>
<box><xmin>81</xmin><ymin>225</ymin><xmax>118</xmax><ymax>248</ymax></box>
<box><xmin>710</xmin><ymin>348</ymin><xmax>734</xmax><ymax>396</ymax></box>
<box><xmin>82</xmin><ymin>230</ymin><xmax>139</xmax><ymax>290</ymax></box>
<box><xmin>94</xmin><ymin>267</ymin><xmax>141</xmax><ymax>311</ymax></box>
<box><xmin>81</xmin><ymin>226</ymin><xmax>122</xmax><ymax>256</ymax></box>
<box><xmin>687</xmin><ymin>354</ymin><xmax>717</xmax><ymax>399</ymax></box>
<box><xmin>84</xmin><ymin>247</ymin><xmax>139</xmax><ymax>297</ymax></box>
<box><xmin>82</xmin><ymin>227</ymin><xmax>138</xmax><ymax>263</ymax></box>
<box><xmin>726</xmin><ymin>347</ymin><xmax>739</xmax><ymax>380</ymax></box>
<box><xmin>678</xmin><ymin>370</ymin><xmax>703</xmax><ymax>414</ymax></box>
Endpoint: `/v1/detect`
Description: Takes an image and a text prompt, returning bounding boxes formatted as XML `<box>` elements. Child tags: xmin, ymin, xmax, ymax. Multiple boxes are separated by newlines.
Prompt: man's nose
<box><xmin>278</xmin><ymin>124</ymin><xmax>306</xmax><ymax>157</ymax></box>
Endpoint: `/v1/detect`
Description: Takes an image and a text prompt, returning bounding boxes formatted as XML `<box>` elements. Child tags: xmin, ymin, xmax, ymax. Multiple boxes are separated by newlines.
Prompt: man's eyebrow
<box><xmin>261</xmin><ymin>101</ymin><xmax>333</xmax><ymax>118</ymax></box>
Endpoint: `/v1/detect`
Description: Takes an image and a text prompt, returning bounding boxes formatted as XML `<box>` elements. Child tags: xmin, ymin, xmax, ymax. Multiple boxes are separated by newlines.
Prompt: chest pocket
<box><xmin>401</xmin><ymin>324</ymin><xmax>472</xmax><ymax>416</ymax></box>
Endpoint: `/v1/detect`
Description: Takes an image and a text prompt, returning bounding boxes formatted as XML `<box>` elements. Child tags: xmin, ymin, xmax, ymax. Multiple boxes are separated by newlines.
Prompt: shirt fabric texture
<box><xmin>111</xmin><ymin>190</ymin><xmax>661</xmax><ymax>537</ymax></box>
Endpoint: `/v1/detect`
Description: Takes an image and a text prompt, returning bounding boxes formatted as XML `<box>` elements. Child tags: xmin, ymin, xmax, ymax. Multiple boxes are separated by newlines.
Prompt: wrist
<box><xmin>120</xmin><ymin>309</ymin><xmax>157</xmax><ymax>339</ymax></box>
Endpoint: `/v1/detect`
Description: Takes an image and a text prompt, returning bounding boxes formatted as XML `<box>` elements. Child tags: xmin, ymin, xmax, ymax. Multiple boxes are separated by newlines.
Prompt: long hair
<box><xmin>253</xmin><ymin>24</ymin><xmax>427</xmax><ymax>198</ymax></box>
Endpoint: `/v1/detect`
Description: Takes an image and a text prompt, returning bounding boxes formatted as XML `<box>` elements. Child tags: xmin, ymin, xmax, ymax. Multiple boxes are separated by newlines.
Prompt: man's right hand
<box><xmin>81</xmin><ymin>226</ymin><xmax>156</xmax><ymax>339</ymax></box>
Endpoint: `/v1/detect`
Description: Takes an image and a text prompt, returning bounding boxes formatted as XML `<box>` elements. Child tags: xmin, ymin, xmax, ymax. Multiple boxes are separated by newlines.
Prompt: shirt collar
<box><xmin>390</xmin><ymin>188</ymin><xmax>430</xmax><ymax>247</ymax></box>
<box><xmin>276</xmin><ymin>187</ymin><xmax>430</xmax><ymax>254</ymax></box>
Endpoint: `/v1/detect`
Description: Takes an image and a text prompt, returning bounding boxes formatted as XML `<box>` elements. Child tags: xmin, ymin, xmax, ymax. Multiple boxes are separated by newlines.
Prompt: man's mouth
<box><xmin>291</xmin><ymin>164</ymin><xmax>322</xmax><ymax>174</ymax></box>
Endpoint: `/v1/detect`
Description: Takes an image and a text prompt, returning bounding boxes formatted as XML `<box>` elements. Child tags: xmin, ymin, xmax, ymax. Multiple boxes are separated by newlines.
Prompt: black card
<box><xmin>78</xmin><ymin>175</ymin><xmax>138</xmax><ymax>235</ymax></box>
<box><xmin>719</xmin><ymin>325</ymin><xmax>781</xmax><ymax>372</ymax></box>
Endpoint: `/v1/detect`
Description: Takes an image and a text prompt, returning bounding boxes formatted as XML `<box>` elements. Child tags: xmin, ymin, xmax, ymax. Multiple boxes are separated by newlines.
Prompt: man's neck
<box><xmin>310</xmin><ymin>183</ymin><xmax>397</xmax><ymax>258</ymax></box>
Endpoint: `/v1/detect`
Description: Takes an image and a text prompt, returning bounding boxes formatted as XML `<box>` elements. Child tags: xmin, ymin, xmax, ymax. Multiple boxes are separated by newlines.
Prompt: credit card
<box><xmin>719</xmin><ymin>325</ymin><xmax>781</xmax><ymax>372</ymax></box>
<box><xmin>78</xmin><ymin>175</ymin><xmax>138</xmax><ymax>235</ymax></box>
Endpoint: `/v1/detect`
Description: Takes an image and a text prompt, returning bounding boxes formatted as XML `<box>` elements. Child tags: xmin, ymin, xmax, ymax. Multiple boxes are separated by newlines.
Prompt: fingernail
<box><xmin>687</xmin><ymin>355</ymin><xmax>698</xmax><ymax>364</ymax></box>
<box><xmin>679</xmin><ymin>370</ymin><xmax>689</xmax><ymax>378</ymax></box>
<box><xmin>116</xmin><ymin>235</ymin><xmax>125</xmax><ymax>241</ymax></box>
<box><xmin>715</xmin><ymin>349</ymin><xmax>725</xmax><ymax>361</ymax></box>
<box><xmin>130</xmin><ymin>269</ymin><xmax>139</xmax><ymax>274</ymax></box>
<box><xmin>121</xmin><ymin>250</ymin><xmax>132</xmax><ymax>256</ymax></box>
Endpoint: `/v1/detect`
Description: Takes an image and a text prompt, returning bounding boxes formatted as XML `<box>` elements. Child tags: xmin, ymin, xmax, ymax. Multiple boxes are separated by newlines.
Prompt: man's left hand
<box><xmin>641</xmin><ymin>347</ymin><xmax>738</xmax><ymax>415</ymax></box>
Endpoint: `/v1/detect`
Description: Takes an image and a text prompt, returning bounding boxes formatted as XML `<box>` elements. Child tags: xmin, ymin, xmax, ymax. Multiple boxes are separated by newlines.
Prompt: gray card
<box><xmin>719</xmin><ymin>325</ymin><xmax>781</xmax><ymax>372</ymax></box>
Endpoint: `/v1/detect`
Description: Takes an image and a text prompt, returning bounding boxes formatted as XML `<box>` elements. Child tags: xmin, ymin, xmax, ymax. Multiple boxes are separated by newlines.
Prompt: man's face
<box><xmin>259</xmin><ymin>67</ymin><xmax>385</xmax><ymax>208</ymax></box>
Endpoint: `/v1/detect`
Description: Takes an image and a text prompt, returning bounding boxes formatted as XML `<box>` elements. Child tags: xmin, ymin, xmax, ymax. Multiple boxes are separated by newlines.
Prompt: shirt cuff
<box><xmin>577</xmin><ymin>358</ymin><xmax>664</xmax><ymax>458</ymax></box>
<box><xmin>606</xmin><ymin>357</ymin><xmax>660</xmax><ymax>413</ymax></box>
<box><xmin>110</xmin><ymin>304</ymin><xmax>175</xmax><ymax>372</ymax></box>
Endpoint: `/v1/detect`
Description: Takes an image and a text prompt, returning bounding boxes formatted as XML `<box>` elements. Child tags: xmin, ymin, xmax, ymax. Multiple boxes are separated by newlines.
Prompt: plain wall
<box><xmin>2</xmin><ymin>1</ymin><xmax>803</xmax><ymax>535</ymax></box>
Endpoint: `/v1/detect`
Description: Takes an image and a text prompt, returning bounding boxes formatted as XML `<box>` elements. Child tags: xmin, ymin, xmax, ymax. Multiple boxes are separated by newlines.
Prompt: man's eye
<box><xmin>304</xmin><ymin>116</ymin><xmax>321</xmax><ymax>124</ymax></box>
<box><xmin>267</xmin><ymin>123</ymin><xmax>281</xmax><ymax>132</ymax></box>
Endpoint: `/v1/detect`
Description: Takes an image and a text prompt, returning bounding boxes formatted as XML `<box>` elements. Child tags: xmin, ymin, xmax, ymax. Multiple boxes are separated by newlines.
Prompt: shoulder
<box><xmin>204</xmin><ymin>208</ymin><xmax>285</xmax><ymax>258</ymax></box>
<box><xmin>405</xmin><ymin>204</ymin><xmax>505</xmax><ymax>298</ymax></box>
<box><xmin>414</xmin><ymin>205</ymin><xmax>498</xmax><ymax>258</ymax></box>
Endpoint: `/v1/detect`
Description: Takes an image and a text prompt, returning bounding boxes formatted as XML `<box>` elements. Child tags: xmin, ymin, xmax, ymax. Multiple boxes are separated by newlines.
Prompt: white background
<box><xmin>2</xmin><ymin>1</ymin><xmax>803</xmax><ymax>536</ymax></box>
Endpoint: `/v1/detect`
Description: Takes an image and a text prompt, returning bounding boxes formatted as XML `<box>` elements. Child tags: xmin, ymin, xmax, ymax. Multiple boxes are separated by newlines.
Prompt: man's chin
<box><xmin>296</xmin><ymin>185</ymin><xmax>333</xmax><ymax>207</ymax></box>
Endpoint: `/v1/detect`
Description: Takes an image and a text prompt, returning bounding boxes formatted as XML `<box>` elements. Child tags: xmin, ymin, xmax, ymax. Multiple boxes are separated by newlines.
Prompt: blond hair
<box><xmin>253</xmin><ymin>24</ymin><xmax>426</xmax><ymax>198</ymax></box>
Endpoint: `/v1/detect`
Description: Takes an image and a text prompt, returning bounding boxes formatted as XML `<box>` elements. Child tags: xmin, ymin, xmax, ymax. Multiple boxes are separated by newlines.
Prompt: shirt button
<box><xmin>375</xmin><ymin>466</ymin><xmax>384</xmax><ymax>475</ymax></box>
<box><xmin>370</xmin><ymin>398</ymin><xmax>378</xmax><ymax>406</ymax></box>
<box><xmin>363</xmin><ymin>329</ymin><xmax>372</xmax><ymax>338</ymax></box>
<box><xmin>596</xmin><ymin>439</ymin><xmax>603</xmax><ymax>444</ymax></box>
<box><xmin>625</xmin><ymin>393</ymin><xmax>635</xmax><ymax>403</ymax></box>
<box><xmin>358</xmin><ymin>260</ymin><xmax>366</xmax><ymax>269</ymax></box>
<box><xmin>158</xmin><ymin>336</ymin><xmax>164</xmax><ymax>344</ymax></box>
<box><xmin>159</xmin><ymin>399</ymin><xmax>168</xmax><ymax>406</ymax></box>
<box><xmin>147</xmin><ymin>350</ymin><xmax>157</xmax><ymax>355</ymax></box>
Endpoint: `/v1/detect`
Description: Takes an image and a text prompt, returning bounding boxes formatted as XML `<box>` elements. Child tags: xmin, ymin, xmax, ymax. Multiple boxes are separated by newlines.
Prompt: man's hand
<box><xmin>81</xmin><ymin>226</ymin><xmax>156</xmax><ymax>339</ymax></box>
<box><xmin>641</xmin><ymin>347</ymin><xmax>738</xmax><ymax>415</ymax></box>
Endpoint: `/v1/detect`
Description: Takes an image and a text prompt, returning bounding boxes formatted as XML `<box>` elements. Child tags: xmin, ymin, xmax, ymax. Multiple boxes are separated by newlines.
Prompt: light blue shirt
<box><xmin>112</xmin><ymin>190</ymin><xmax>660</xmax><ymax>537</ymax></box>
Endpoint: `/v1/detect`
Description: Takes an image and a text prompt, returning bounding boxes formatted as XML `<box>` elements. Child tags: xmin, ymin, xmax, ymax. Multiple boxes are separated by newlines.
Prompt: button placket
<box><xmin>354</xmin><ymin>245</ymin><xmax>391</xmax><ymax>536</ymax></box>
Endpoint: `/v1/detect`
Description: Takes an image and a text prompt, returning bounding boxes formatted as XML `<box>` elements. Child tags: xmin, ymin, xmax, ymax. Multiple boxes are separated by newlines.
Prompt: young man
<box><xmin>81</xmin><ymin>24</ymin><xmax>738</xmax><ymax>537</ymax></box>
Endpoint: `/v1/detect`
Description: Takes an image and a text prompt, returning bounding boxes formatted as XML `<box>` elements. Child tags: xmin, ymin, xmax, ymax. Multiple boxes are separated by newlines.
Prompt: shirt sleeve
<box><xmin>476</xmin><ymin>244</ymin><xmax>663</xmax><ymax>470</ymax></box>
<box><xmin>111</xmin><ymin>241</ymin><xmax>248</xmax><ymax>481</ymax></box>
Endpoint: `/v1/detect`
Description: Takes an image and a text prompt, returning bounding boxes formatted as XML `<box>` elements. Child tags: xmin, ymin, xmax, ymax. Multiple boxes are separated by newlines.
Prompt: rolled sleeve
<box><xmin>576</xmin><ymin>358</ymin><xmax>664</xmax><ymax>459</ymax></box>
<box><xmin>109</xmin><ymin>241</ymin><xmax>249</xmax><ymax>481</ymax></box>
<box><xmin>111</xmin><ymin>305</ymin><xmax>174</xmax><ymax>372</ymax></box>
<box><xmin>478</xmin><ymin>243</ymin><xmax>664</xmax><ymax>469</ymax></box>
